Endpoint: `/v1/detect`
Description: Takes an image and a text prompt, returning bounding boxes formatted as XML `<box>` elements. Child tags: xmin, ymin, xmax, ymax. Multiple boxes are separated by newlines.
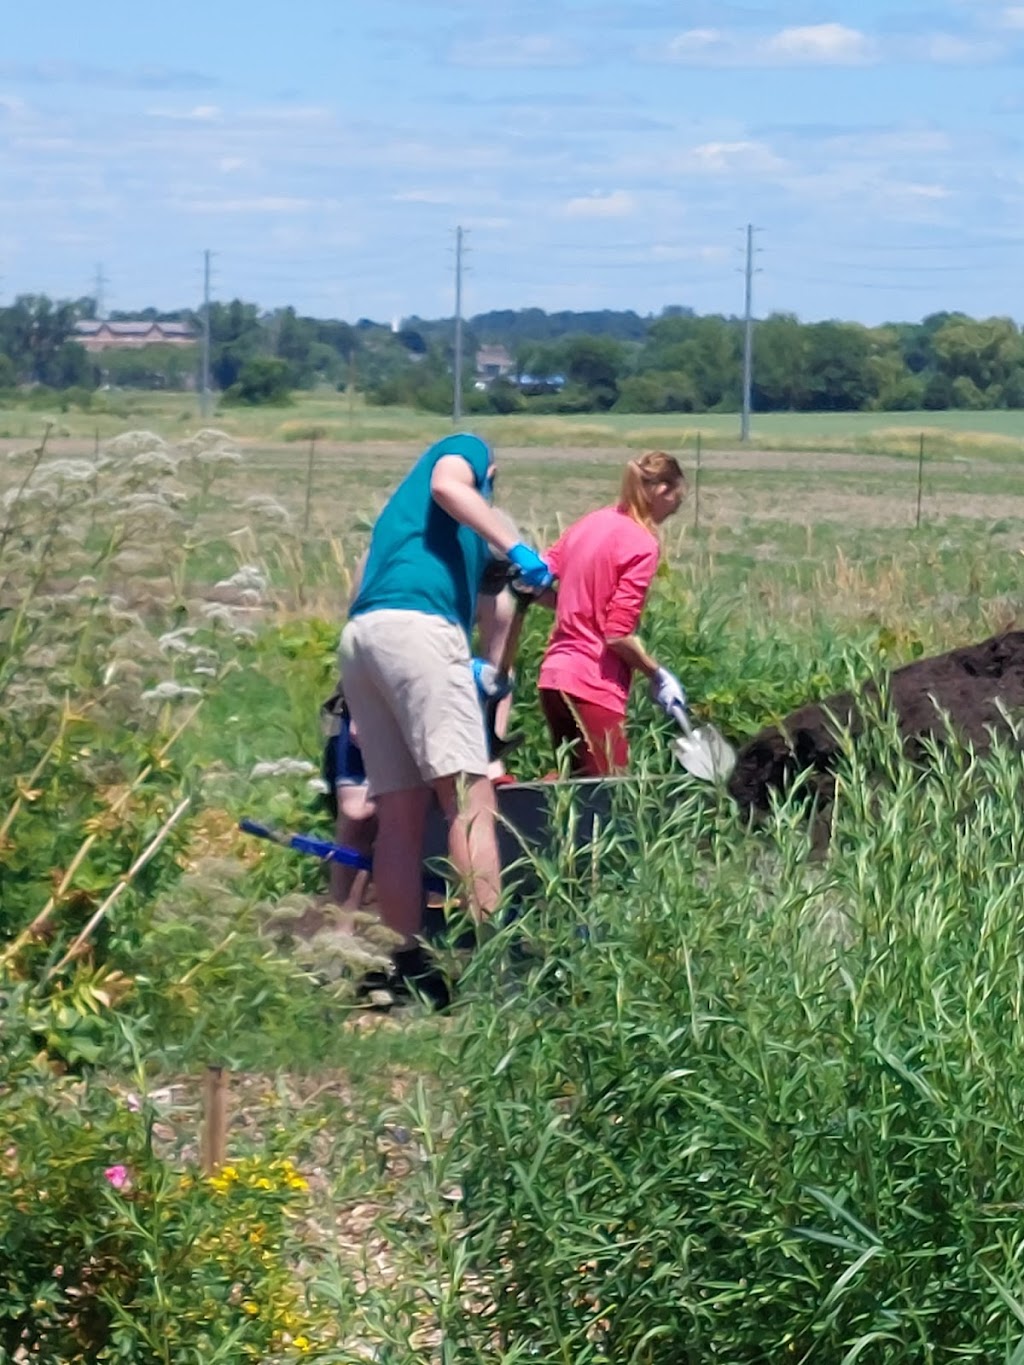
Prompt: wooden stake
<box><xmin>201</xmin><ymin>1066</ymin><xmax>229</xmax><ymax>1176</ymax></box>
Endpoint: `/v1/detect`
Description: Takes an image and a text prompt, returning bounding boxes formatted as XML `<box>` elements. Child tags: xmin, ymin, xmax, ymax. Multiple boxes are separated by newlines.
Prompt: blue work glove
<box><xmin>506</xmin><ymin>542</ymin><xmax>554</xmax><ymax>592</ymax></box>
<box><xmin>472</xmin><ymin>658</ymin><xmax>514</xmax><ymax>702</ymax></box>
<box><xmin>650</xmin><ymin>666</ymin><xmax>686</xmax><ymax>716</ymax></box>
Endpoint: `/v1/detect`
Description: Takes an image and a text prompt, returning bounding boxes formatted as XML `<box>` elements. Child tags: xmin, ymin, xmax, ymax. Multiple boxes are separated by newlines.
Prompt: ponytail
<box><xmin>618</xmin><ymin>451</ymin><xmax>686</xmax><ymax>529</ymax></box>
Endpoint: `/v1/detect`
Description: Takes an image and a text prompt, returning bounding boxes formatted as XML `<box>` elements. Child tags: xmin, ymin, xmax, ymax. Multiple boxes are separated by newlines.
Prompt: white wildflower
<box><xmin>232</xmin><ymin>626</ymin><xmax>257</xmax><ymax>641</ymax></box>
<box><xmin>103</xmin><ymin>431</ymin><xmax>168</xmax><ymax>457</ymax></box>
<box><xmin>192</xmin><ymin>664</ymin><xmax>218</xmax><ymax>677</ymax></box>
<box><xmin>307</xmin><ymin>777</ymin><xmax>329</xmax><ymax>795</ymax></box>
<box><xmin>197</xmin><ymin>448</ymin><xmax>242</xmax><ymax>467</ymax></box>
<box><xmin>242</xmin><ymin>495</ymin><xmax>290</xmax><ymax>523</ymax></box>
<box><xmin>249</xmin><ymin>758</ymin><xmax>318</xmax><ymax>779</ymax></box>
<box><xmin>129</xmin><ymin>449</ymin><xmax>180</xmax><ymax>477</ymax></box>
<box><xmin>158</xmin><ymin>627</ymin><xmax>198</xmax><ymax>655</ymax></box>
<box><xmin>201</xmin><ymin>602</ymin><xmax>238</xmax><ymax>626</ymax></box>
<box><xmin>214</xmin><ymin>565</ymin><xmax>267</xmax><ymax>594</ymax></box>
<box><xmin>181</xmin><ymin>428</ymin><xmax>233</xmax><ymax>452</ymax></box>
<box><xmin>35</xmin><ymin>459</ymin><xmax>99</xmax><ymax>485</ymax></box>
<box><xmin>141</xmin><ymin>681</ymin><xmax>203</xmax><ymax>703</ymax></box>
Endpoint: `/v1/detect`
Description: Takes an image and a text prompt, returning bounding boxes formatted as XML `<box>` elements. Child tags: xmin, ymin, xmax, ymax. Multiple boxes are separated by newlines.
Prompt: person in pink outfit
<box><xmin>538</xmin><ymin>451</ymin><xmax>687</xmax><ymax>777</ymax></box>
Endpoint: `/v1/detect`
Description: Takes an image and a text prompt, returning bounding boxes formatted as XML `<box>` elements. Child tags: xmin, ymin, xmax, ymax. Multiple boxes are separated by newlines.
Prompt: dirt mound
<box><xmin>729</xmin><ymin>631</ymin><xmax>1024</xmax><ymax>814</ymax></box>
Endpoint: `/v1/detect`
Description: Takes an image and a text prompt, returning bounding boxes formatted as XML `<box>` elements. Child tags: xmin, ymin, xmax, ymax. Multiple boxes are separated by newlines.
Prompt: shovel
<box><xmin>667</xmin><ymin>698</ymin><xmax>736</xmax><ymax>784</ymax></box>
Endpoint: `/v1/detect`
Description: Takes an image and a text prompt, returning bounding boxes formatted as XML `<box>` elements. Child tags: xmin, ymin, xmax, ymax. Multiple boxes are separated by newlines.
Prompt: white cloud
<box><xmin>561</xmin><ymin>189</ymin><xmax>636</xmax><ymax>218</ymax></box>
<box><xmin>663</xmin><ymin>23</ymin><xmax>876</xmax><ymax>66</ymax></box>
<box><xmin>763</xmin><ymin>23</ymin><xmax>876</xmax><ymax>65</ymax></box>
<box><xmin>659</xmin><ymin>21</ymin><xmax>1009</xmax><ymax>67</ymax></box>
<box><xmin>448</xmin><ymin>34</ymin><xmax>583</xmax><ymax>68</ymax></box>
<box><xmin>901</xmin><ymin>182</ymin><xmax>953</xmax><ymax>199</ymax></box>
<box><xmin>684</xmin><ymin>140</ymin><xmax>787</xmax><ymax>175</ymax></box>
<box><xmin>147</xmin><ymin>103</ymin><xmax>222</xmax><ymax>121</ymax></box>
<box><xmin>916</xmin><ymin>32</ymin><xmax>1002</xmax><ymax>61</ymax></box>
<box><xmin>172</xmin><ymin>196</ymin><xmax>315</xmax><ymax>214</ymax></box>
<box><xmin>391</xmin><ymin>188</ymin><xmax>453</xmax><ymax>204</ymax></box>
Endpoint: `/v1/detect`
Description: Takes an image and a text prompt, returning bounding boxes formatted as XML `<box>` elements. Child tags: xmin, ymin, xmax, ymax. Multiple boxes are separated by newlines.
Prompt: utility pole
<box><xmin>93</xmin><ymin>262</ymin><xmax>109</xmax><ymax>320</ymax></box>
<box><xmin>200</xmin><ymin>248</ymin><xmax>212</xmax><ymax>420</ymax></box>
<box><xmin>453</xmin><ymin>225</ymin><xmax>465</xmax><ymax>425</ymax></box>
<box><xmin>740</xmin><ymin>224</ymin><xmax>756</xmax><ymax>444</ymax></box>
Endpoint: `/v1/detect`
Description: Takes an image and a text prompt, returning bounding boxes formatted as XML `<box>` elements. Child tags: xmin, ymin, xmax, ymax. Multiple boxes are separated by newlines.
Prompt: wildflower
<box><xmin>103</xmin><ymin>430</ymin><xmax>168</xmax><ymax>457</ymax></box>
<box><xmin>104</xmin><ymin>1165</ymin><xmax>129</xmax><ymax>1191</ymax></box>
<box><xmin>249</xmin><ymin>758</ymin><xmax>317</xmax><ymax>779</ymax></box>
<box><xmin>242</xmin><ymin>1301</ymin><xmax>260</xmax><ymax>1317</ymax></box>
<box><xmin>293</xmin><ymin>1336</ymin><xmax>312</xmax><ymax>1353</ymax></box>
<box><xmin>36</xmin><ymin>459</ymin><xmax>99</xmax><ymax>485</ymax></box>
<box><xmin>158</xmin><ymin>627</ymin><xmax>198</xmax><ymax>654</ymax></box>
<box><xmin>214</xmin><ymin>565</ymin><xmax>267</xmax><ymax>594</ymax></box>
<box><xmin>129</xmin><ymin>450</ymin><xmax>179</xmax><ymax>476</ymax></box>
<box><xmin>141</xmin><ymin>682</ymin><xmax>202</xmax><ymax>704</ymax></box>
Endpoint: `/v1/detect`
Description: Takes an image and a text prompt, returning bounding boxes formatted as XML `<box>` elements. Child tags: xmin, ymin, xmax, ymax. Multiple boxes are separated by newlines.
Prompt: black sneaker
<box><xmin>391</xmin><ymin>945</ymin><xmax>452</xmax><ymax>1011</ymax></box>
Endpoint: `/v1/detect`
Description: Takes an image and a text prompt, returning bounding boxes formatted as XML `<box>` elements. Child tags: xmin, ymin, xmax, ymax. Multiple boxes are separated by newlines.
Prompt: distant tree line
<box><xmin>1</xmin><ymin>293</ymin><xmax>1023</xmax><ymax>414</ymax></box>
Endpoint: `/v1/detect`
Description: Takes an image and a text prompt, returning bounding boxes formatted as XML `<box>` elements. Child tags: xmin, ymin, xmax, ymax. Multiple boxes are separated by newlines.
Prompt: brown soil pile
<box><xmin>728</xmin><ymin>631</ymin><xmax>1024</xmax><ymax>814</ymax></box>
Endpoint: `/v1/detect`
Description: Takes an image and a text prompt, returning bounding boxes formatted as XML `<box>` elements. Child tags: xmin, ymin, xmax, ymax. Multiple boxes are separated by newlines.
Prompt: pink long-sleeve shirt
<box><xmin>538</xmin><ymin>505</ymin><xmax>660</xmax><ymax>717</ymax></box>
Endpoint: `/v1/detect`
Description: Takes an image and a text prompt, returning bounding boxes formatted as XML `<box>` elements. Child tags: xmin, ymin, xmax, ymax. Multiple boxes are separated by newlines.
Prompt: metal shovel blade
<box><xmin>672</xmin><ymin>727</ymin><xmax>736</xmax><ymax>783</ymax></box>
<box><xmin>668</xmin><ymin>701</ymin><xmax>737</xmax><ymax>783</ymax></box>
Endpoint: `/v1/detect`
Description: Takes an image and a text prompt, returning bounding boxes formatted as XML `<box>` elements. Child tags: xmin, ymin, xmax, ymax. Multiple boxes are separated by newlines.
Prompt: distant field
<box><xmin>3</xmin><ymin>391</ymin><xmax>1024</xmax><ymax>460</ymax></box>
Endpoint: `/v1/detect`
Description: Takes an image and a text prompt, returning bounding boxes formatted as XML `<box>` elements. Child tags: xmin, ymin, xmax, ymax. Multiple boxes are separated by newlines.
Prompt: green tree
<box><xmin>804</xmin><ymin>322</ymin><xmax>875</xmax><ymax>411</ymax></box>
<box><xmin>0</xmin><ymin>295</ymin><xmax>93</xmax><ymax>387</ymax></box>
<box><xmin>751</xmin><ymin>313</ymin><xmax>810</xmax><ymax>410</ymax></box>
<box><xmin>223</xmin><ymin>356</ymin><xmax>293</xmax><ymax>406</ymax></box>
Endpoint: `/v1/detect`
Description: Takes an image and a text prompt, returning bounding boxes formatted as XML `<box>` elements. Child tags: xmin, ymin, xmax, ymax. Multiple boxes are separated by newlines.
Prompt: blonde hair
<box><xmin>618</xmin><ymin>451</ymin><xmax>686</xmax><ymax>529</ymax></box>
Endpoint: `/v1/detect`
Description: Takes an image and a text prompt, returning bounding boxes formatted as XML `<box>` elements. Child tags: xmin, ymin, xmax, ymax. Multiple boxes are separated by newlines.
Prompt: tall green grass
<box><xmin>344</xmin><ymin>722</ymin><xmax>1024</xmax><ymax>1361</ymax></box>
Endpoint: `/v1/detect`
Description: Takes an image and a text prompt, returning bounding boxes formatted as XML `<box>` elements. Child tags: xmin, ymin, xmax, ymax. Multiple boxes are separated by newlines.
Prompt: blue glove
<box><xmin>507</xmin><ymin>542</ymin><xmax>554</xmax><ymax>592</ymax></box>
<box><xmin>650</xmin><ymin>666</ymin><xmax>686</xmax><ymax>716</ymax></box>
<box><xmin>472</xmin><ymin>658</ymin><xmax>513</xmax><ymax>702</ymax></box>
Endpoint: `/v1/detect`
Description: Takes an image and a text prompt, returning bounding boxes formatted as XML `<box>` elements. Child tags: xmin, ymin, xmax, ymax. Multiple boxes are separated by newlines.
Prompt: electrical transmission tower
<box><xmin>453</xmin><ymin>226</ymin><xmax>466</xmax><ymax>424</ymax></box>
<box><xmin>200</xmin><ymin>249</ymin><xmax>213</xmax><ymax>420</ymax></box>
<box><xmin>94</xmin><ymin>263</ymin><xmax>110</xmax><ymax>320</ymax></box>
<box><xmin>740</xmin><ymin>225</ymin><xmax>761</xmax><ymax>444</ymax></box>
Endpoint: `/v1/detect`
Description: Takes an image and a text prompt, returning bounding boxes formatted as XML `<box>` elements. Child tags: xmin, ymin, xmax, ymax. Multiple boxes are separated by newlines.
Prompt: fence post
<box><xmin>693</xmin><ymin>430</ymin><xmax>702</xmax><ymax>533</ymax></box>
<box><xmin>914</xmin><ymin>431</ymin><xmax>925</xmax><ymax>530</ymax></box>
<box><xmin>303</xmin><ymin>437</ymin><xmax>317</xmax><ymax>535</ymax></box>
<box><xmin>201</xmin><ymin>1065</ymin><xmax>229</xmax><ymax>1176</ymax></box>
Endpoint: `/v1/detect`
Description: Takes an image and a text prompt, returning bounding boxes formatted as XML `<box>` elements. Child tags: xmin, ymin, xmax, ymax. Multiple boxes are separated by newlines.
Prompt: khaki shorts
<box><xmin>338</xmin><ymin>609</ymin><xmax>490</xmax><ymax>797</ymax></box>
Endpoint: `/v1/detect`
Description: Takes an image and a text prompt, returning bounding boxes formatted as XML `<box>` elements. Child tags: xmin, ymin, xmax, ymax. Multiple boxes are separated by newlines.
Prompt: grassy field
<box><xmin>4</xmin><ymin>413</ymin><xmax>1024</xmax><ymax>1359</ymax></box>
<box><xmin>5</xmin><ymin>388</ymin><xmax>1024</xmax><ymax>458</ymax></box>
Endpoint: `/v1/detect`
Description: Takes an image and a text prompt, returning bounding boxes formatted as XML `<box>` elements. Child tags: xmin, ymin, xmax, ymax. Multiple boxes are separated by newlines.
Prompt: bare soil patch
<box><xmin>730</xmin><ymin>630</ymin><xmax>1024</xmax><ymax>813</ymax></box>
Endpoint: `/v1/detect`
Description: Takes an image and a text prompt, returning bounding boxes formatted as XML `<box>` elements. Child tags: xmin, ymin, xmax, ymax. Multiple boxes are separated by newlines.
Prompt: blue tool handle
<box><xmin>239</xmin><ymin>818</ymin><xmax>372</xmax><ymax>870</ymax></box>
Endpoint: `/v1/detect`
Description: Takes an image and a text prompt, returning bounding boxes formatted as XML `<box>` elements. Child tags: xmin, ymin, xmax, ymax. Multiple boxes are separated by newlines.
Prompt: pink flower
<box><xmin>104</xmin><ymin>1165</ymin><xmax>129</xmax><ymax>1191</ymax></box>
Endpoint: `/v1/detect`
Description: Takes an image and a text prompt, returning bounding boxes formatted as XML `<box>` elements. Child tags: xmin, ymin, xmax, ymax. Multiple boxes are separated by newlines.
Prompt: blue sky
<box><xmin>2</xmin><ymin>0</ymin><xmax>1023</xmax><ymax>325</ymax></box>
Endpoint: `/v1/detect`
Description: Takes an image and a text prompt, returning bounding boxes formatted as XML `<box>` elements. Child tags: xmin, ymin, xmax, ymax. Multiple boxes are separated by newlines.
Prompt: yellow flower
<box><xmin>242</xmin><ymin>1301</ymin><xmax>260</xmax><ymax>1317</ymax></box>
<box><xmin>293</xmin><ymin>1336</ymin><xmax>312</xmax><ymax>1353</ymax></box>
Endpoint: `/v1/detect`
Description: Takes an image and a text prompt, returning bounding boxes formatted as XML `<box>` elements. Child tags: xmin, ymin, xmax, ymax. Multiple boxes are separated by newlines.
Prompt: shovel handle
<box><xmin>668</xmin><ymin>699</ymin><xmax>694</xmax><ymax>736</ymax></box>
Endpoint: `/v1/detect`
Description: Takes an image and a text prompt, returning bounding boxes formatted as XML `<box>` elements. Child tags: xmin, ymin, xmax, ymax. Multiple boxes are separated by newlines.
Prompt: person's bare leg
<box><xmin>372</xmin><ymin>787</ymin><xmax>432</xmax><ymax>947</ymax></box>
<box><xmin>478</xmin><ymin>587</ymin><xmax>516</xmax><ymax>778</ymax></box>
<box><xmin>433</xmin><ymin>773</ymin><xmax>501</xmax><ymax>921</ymax></box>
<box><xmin>330</xmin><ymin>786</ymin><xmax>377</xmax><ymax>920</ymax></box>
